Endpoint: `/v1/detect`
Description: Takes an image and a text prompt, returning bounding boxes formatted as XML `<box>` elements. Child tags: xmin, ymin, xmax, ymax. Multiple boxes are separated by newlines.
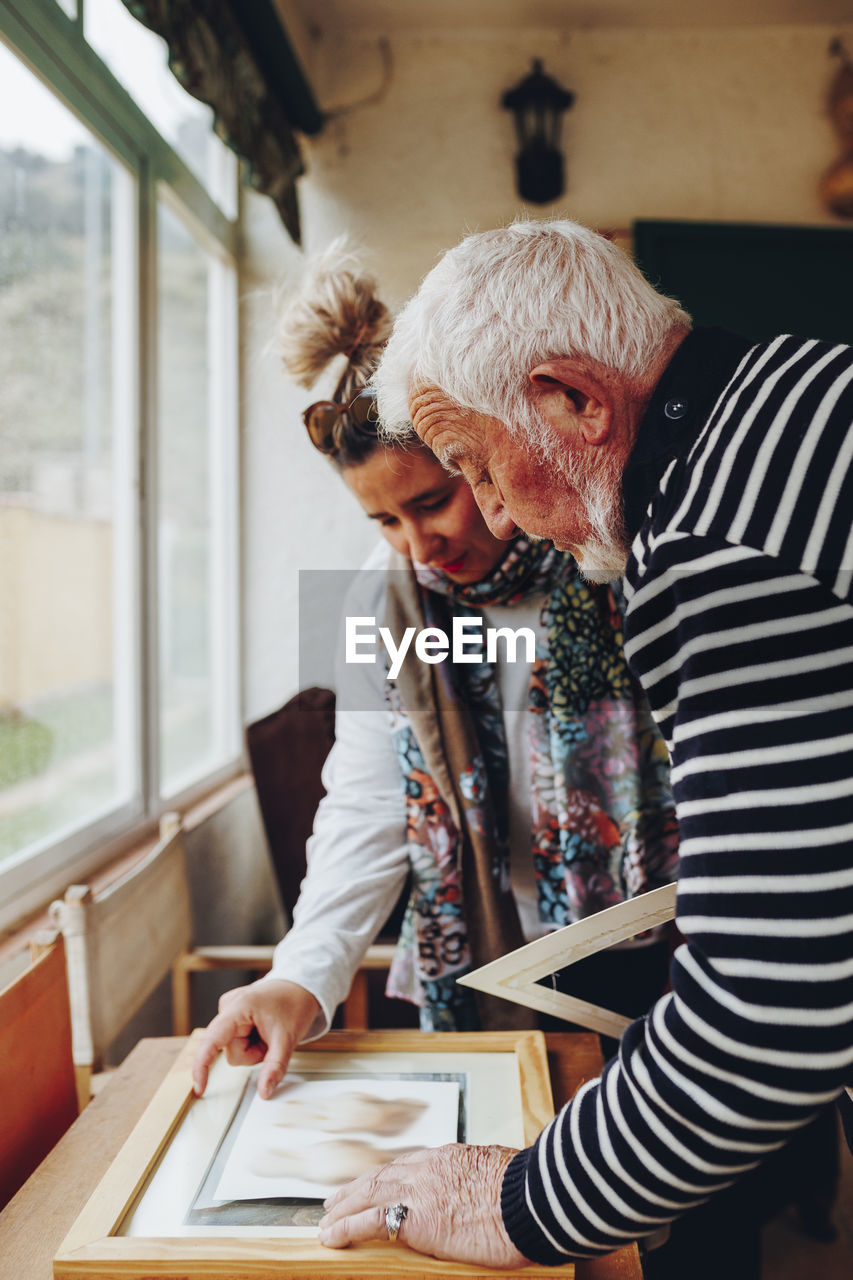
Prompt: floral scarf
<box><xmin>382</xmin><ymin>538</ymin><xmax>678</xmax><ymax>1031</ymax></box>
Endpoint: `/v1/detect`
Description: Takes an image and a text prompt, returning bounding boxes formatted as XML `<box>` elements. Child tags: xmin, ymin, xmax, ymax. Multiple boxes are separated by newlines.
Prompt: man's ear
<box><xmin>529</xmin><ymin>358</ymin><xmax>613</xmax><ymax>446</ymax></box>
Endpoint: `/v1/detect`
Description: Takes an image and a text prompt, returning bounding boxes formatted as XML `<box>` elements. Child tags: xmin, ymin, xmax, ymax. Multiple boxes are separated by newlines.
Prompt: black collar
<box><xmin>622</xmin><ymin>327</ymin><xmax>754</xmax><ymax>539</ymax></box>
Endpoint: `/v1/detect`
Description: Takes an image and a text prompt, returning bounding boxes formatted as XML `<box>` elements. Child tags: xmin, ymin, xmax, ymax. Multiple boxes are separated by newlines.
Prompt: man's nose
<box><xmin>477</xmin><ymin>492</ymin><xmax>516</xmax><ymax>541</ymax></box>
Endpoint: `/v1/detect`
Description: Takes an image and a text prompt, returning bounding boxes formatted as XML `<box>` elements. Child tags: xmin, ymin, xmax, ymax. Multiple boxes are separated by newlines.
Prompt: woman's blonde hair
<box><xmin>278</xmin><ymin>239</ymin><xmax>393</xmax><ymax>404</ymax></box>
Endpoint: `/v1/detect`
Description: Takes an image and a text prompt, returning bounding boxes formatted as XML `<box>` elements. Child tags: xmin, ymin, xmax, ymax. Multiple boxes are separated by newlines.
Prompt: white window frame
<box><xmin>0</xmin><ymin>0</ymin><xmax>243</xmax><ymax>930</ymax></box>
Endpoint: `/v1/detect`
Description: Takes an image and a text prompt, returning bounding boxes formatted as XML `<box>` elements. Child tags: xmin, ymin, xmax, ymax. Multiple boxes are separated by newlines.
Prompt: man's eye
<box><xmin>475</xmin><ymin>470</ymin><xmax>492</xmax><ymax>488</ymax></box>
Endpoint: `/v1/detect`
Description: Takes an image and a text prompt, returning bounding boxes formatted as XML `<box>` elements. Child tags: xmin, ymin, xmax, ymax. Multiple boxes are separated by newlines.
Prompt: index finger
<box><xmin>191</xmin><ymin>1005</ymin><xmax>252</xmax><ymax>1096</ymax></box>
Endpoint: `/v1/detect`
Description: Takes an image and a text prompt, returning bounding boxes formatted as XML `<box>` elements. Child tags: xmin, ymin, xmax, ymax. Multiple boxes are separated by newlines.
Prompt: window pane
<box><xmin>56</xmin><ymin>0</ymin><xmax>77</xmax><ymax>18</ymax></box>
<box><xmin>157</xmin><ymin>200</ymin><xmax>238</xmax><ymax>796</ymax></box>
<box><xmin>85</xmin><ymin>0</ymin><xmax>237</xmax><ymax>216</ymax></box>
<box><xmin>0</xmin><ymin>43</ymin><xmax>138</xmax><ymax>866</ymax></box>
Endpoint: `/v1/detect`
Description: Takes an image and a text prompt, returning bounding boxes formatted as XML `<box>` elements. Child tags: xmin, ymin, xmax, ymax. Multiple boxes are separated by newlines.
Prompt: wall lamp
<box><xmin>501</xmin><ymin>58</ymin><xmax>575</xmax><ymax>204</ymax></box>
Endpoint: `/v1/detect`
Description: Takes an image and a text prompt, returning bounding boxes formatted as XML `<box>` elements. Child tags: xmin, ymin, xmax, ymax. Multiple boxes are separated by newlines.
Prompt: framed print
<box><xmin>54</xmin><ymin>1028</ymin><xmax>565</xmax><ymax>1279</ymax></box>
<box><xmin>458</xmin><ymin>883</ymin><xmax>678</xmax><ymax>1039</ymax></box>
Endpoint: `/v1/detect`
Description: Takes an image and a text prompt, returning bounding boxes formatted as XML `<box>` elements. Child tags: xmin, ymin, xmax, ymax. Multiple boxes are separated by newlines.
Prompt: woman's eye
<box><xmin>420</xmin><ymin>496</ymin><xmax>450</xmax><ymax>512</ymax></box>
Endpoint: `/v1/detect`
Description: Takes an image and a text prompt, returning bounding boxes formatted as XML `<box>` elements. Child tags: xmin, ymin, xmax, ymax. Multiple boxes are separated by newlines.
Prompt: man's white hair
<box><xmin>374</xmin><ymin>219</ymin><xmax>691</xmax><ymax>450</ymax></box>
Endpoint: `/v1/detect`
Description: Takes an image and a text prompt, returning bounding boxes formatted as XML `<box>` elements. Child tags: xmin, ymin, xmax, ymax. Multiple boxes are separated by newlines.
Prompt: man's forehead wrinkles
<box><xmin>414</xmin><ymin>406</ymin><xmax>466</xmax><ymax>450</ymax></box>
<box><xmin>414</xmin><ymin>414</ymin><xmax>442</xmax><ymax>451</ymax></box>
<box><xmin>408</xmin><ymin>385</ymin><xmax>447</xmax><ymax>423</ymax></box>
<box><xmin>411</xmin><ymin>398</ymin><xmax>445</xmax><ymax>433</ymax></box>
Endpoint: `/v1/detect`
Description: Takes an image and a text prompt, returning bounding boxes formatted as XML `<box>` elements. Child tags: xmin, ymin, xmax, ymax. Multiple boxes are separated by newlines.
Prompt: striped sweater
<box><xmin>501</xmin><ymin>328</ymin><xmax>853</xmax><ymax>1263</ymax></box>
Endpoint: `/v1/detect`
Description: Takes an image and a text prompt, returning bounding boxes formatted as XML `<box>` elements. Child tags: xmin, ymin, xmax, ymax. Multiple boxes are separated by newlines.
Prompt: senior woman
<box><xmin>192</xmin><ymin>248</ymin><xmax>678</xmax><ymax>1106</ymax></box>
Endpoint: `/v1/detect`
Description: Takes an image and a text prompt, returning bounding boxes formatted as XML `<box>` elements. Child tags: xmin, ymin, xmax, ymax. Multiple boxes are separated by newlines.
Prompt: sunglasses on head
<box><xmin>302</xmin><ymin>386</ymin><xmax>379</xmax><ymax>455</ymax></box>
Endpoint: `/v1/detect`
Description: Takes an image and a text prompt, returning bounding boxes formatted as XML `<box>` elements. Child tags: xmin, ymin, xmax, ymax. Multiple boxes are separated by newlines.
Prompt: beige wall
<box><xmin>242</xmin><ymin>20</ymin><xmax>853</xmax><ymax>720</ymax></box>
<box><xmin>0</xmin><ymin>505</ymin><xmax>112</xmax><ymax>706</ymax></box>
<box><xmin>299</xmin><ymin>24</ymin><xmax>849</xmax><ymax>295</ymax></box>
<box><xmin>240</xmin><ymin>192</ymin><xmax>384</xmax><ymax>723</ymax></box>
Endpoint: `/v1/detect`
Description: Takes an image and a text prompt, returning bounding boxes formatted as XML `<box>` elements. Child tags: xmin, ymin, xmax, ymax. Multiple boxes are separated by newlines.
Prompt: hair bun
<box><xmin>278</xmin><ymin>239</ymin><xmax>392</xmax><ymax>388</ymax></box>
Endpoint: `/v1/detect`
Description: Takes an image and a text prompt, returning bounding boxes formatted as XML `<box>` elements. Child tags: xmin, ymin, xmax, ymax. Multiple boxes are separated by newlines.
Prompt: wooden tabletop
<box><xmin>0</xmin><ymin>1033</ymin><xmax>642</xmax><ymax>1280</ymax></box>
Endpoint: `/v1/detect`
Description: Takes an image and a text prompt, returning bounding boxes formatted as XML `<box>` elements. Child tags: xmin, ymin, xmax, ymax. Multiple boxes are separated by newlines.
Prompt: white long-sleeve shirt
<box><xmin>268</xmin><ymin>542</ymin><xmax>544</xmax><ymax>1035</ymax></box>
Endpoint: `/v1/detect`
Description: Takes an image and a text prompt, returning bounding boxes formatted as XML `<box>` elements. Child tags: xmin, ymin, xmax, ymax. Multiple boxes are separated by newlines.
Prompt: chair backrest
<box><xmin>245</xmin><ymin>687</ymin><xmax>336</xmax><ymax>918</ymax></box>
<box><xmin>246</xmin><ymin>686</ymin><xmax>409</xmax><ymax>946</ymax></box>
<box><xmin>49</xmin><ymin>814</ymin><xmax>192</xmax><ymax>1080</ymax></box>
<box><xmin>0</xmin><ymin>933</ymin><xmax>78</xmax><ymax>1210</ymax></box>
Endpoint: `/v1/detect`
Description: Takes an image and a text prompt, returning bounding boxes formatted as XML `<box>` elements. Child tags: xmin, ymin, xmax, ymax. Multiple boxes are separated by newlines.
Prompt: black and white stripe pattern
<box><xmin>501</xmin><ymin>332</ymin><xmax>853</xmax><ymax>1263</ymax></box>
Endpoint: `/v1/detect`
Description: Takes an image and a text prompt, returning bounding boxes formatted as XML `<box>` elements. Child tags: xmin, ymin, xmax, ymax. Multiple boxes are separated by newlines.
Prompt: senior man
<box><xmin>317</xmin><ymin>221</ymin><xmax>853</xmax><ymax>1270</ymax></box>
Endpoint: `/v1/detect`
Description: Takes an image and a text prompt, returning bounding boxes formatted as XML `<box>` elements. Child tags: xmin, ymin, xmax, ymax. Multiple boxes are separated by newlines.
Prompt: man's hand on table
<box><xmin>318</xmin><ymin>1142</ymin><xmax>529</xmax><ymax>1268</ymax></box>
<box><xmin>191</xmin><ymin>978</ymin><xmax>321</xmax><ymax>1099</ymax></box>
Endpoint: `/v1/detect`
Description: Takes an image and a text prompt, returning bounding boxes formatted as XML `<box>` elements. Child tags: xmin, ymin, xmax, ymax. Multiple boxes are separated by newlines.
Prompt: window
<box><xmin>0</xmin><ymin>0</ymin><xmax>240</xmax><ymax>929</ymax></box>
<box><xmin>84</xmin><ymin>0</ymin><xmax>237</xmax><ymax>216</ymax></box>
<box><xmin>156</xmin><ymin>198</ymin><xmax>239</xmax><ymax>795</ymax></box>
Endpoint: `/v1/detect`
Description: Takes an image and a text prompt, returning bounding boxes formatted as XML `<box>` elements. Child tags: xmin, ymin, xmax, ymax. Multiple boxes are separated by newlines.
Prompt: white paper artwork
<box><xmin>213</xmin><ymin>1076</ymin><xmax>460</xmax><ymax>1202</ymax></box>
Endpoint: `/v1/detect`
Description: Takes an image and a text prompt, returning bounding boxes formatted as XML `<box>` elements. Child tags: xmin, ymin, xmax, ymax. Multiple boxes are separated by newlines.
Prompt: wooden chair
<box><xmin>170</xmin><ymin>937</ymin><xmax>398</xmax><ymax>1032</ymax></box>
<box><xmin>0</xmin><ymin>932</ymin><xmax>79</xmax><ymax>1210</ymax></box>
<box><xmin>50</xmin><ymin>797</ymin><xmax>395</xmax><ymax>1107</ymax></box>
<box><xmin>49</xmin><ymin>809</ymin><xmax>282</xmax><ymax>1103</ymax></box>
<box><xmin>245</xmin><ymin>688</ymin><xmax>338</xmax><ymax>921</ymax></box>
<box><xmin>170</xmin><ymin>764</ymin><xmax>398</xmax><ymax>1032</ymax></box>
<box><xmin>170</xmin><ymin>783</ymin><xmax>287</xmax><ymax>1036</ymax></box>
<box><xmin>49</xmin><ymin>812</ymin><xmax>194</xmax><ymax>1109</ymax></box>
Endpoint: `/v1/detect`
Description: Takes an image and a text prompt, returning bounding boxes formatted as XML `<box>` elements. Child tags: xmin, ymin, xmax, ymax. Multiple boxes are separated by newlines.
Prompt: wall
<box><xmin>240</xmin><ymin>190</ymin><xmax>382</xmax><ymax>723</ymax></box>
<box><xmin>242</xmin><ymin>20</ymin><xmax>853</xmax><ymax>720</ymax></box>
<box><xmin>299</xmin><ymin>24</ymin><xmax>851</xmax><ymax>290</ymax></box>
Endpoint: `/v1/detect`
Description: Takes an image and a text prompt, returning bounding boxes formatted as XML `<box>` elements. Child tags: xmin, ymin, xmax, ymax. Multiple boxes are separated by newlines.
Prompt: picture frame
<box><xmin>54</xmin><ymin>1028</ymin><xmax>564</xmax><ymax>1279</ymax></box>
<box><xmin>458</xmin><ymin>883</ymin><xmax>678</xmax><ymax>1039</ymax></box>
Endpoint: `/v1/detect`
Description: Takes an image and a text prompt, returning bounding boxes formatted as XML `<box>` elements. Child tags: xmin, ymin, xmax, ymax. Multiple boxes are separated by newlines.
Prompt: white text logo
<box><xmin>345</xmin><ymin>616</ymin><xmax>536</xmax><ymax>679</ymax></box>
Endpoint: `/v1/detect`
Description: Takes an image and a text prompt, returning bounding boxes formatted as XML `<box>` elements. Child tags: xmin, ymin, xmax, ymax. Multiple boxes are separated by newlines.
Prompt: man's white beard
<box><xmin>574</xmin><ymin>541</ymin><xmax>627</xmax><ymax>584</ymax></box>
<box><xmin>553</xmin><ymin>439</ymin><xmax>629</xmax><ymax>583</ymax></box>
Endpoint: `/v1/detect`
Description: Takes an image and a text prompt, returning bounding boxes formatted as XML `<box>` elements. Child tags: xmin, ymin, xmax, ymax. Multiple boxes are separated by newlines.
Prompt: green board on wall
<box><xmin>633</xmin><ymin>219</ymin><xmax>853</xmax><ymax>347</ymax></box>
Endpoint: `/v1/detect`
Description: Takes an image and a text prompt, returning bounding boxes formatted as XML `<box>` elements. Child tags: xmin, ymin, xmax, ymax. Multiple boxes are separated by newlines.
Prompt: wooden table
<box><xmin>0</xmin><ymin>1033</ymin><xmax>642</xmax><ymax>1280</ymax></box>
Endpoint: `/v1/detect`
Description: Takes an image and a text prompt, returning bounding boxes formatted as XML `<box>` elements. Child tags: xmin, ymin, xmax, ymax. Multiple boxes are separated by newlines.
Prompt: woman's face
<box><xmin>343</xmin><ymin>446</ymin><xmax>510</xmax><ymax>584</ymax></box>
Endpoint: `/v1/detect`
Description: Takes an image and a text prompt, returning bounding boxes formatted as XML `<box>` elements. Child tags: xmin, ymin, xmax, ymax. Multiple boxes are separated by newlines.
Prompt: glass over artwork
<box><xmin>118</xmin><ymin>1045</ymin><xmax>528</xmax><ymax>1240</ymax></box>
<box><xmin>187</xmin><ymin>1070</ymin><xmax>464</xmax><ymax>1227</ymax></box>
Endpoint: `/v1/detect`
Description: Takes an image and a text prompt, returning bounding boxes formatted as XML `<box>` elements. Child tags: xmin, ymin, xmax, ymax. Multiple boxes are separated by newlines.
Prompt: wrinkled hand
<box><xmin>318</xmin><ymin>1143</ymin><xmax>528</xmax><ymax>1268</ymax></box>
<box><xmin>191</xmin><ymin>978</ymin><xmax>321</xmax><ymax>1099</ymax></box>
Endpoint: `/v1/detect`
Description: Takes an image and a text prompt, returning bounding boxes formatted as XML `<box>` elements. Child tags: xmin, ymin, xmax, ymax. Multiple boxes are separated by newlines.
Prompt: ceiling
<box><xmin>286</xmin><ymin>0</ymin><xmax>853</xmax><ymax>35</ymax></box>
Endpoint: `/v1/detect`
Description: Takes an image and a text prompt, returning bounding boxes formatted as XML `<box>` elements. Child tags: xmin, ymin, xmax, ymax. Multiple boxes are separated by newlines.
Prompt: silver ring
<box><xmin>384</xmin><ymin>1202</ymin><xmax>408</xmax><ymax>1243</ymax></box>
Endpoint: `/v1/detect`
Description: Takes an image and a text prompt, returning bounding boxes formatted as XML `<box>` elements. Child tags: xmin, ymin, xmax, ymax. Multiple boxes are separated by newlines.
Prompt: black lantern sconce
<box><xmin>501</xmin><ymin>59</ymin><xmax>575</xmax><ymax>205</ymax></box>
